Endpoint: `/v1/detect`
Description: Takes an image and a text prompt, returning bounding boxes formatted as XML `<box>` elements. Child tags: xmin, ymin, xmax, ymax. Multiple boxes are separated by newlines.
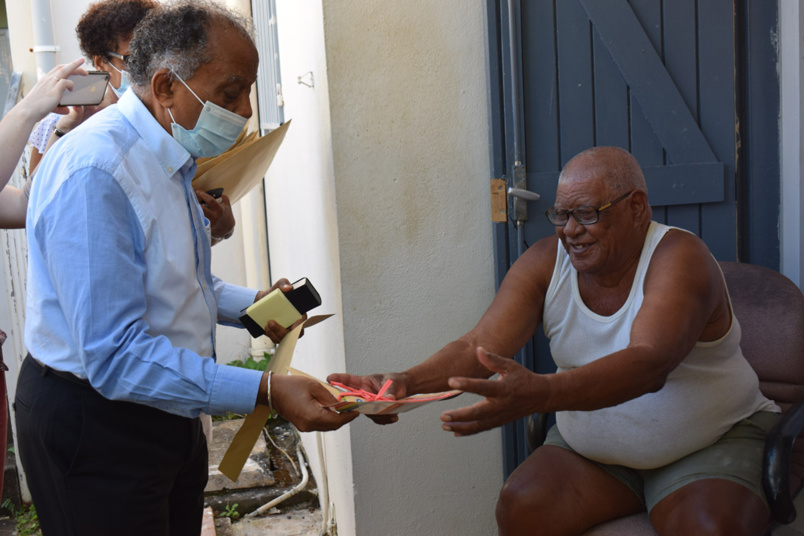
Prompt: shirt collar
<box><xmin>117</xmin><ymin>90</ymin><xmax>194</xmax><ymax>179</ymax></box>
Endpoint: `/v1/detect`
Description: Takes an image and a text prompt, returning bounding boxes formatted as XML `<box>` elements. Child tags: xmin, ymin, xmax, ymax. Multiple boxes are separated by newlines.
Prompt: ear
<box><xmin>630</xmin><ymin>189</ymin><xmax>652</xmax><ymax>223</ymax></box>
<box><xmin>151</xmin><ymin>68</ymin><xmax>176</xmax><ymax>110</ymax></box>
<box><xmin>91</xmin><ymin>54</ymin><xmax>105</xmax><ymax>70</ymax></box>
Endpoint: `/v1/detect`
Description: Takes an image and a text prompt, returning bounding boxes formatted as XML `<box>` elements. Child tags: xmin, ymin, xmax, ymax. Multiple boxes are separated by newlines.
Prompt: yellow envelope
<box><xmin>192</xmin><ymin>120</ymin><xmax>291</xmax><ymax>204</ymax></box>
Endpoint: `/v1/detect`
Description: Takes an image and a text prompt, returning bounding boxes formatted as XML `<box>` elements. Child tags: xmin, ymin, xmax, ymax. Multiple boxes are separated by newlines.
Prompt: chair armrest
<box><xmin>763</xmin><ymin>399</ymin><xmax>804</xmax><ymax>525</ymax></box>
<box><xmin>526</xmin><ymin>413</ymin><xmax>549</xmax><ymax>453</ymax></box>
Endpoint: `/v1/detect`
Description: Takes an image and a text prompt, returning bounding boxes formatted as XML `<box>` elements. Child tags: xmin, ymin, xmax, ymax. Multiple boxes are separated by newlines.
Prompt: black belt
<box><xmin>27</xmin><ymin>354</ymin><xmax>92</xmax><ymax>388</ymax></box>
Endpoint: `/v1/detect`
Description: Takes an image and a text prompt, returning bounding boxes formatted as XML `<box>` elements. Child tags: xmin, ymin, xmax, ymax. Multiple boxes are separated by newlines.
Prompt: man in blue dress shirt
<box><xmin>15</xmin><ymin>2</ymin><xmax>356</xmax><ymax>535</ymax></box>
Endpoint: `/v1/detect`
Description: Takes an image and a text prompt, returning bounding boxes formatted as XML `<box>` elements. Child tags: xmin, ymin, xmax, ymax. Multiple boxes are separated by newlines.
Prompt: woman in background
<box><xmin>0</xmin><ymin>57</ymin><xmax>88</xmax><ymax>499</ymax></box>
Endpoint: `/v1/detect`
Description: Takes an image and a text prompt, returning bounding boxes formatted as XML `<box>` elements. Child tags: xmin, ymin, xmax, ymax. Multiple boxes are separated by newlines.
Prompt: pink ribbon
<box><xmin>329</xmin><ymin>379</ymin><xmax>395</xmax><ymax>402</ymax></box>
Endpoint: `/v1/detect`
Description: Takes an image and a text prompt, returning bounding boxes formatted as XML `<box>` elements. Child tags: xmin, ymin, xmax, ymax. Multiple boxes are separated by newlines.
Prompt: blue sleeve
<box><xmin>213</xmin><ymin>276</ymin><xmax>257</xmax><ymax>325</ymax></box>
<box><xmin>32</xmin><ymin>168</ymin><xmax>262</xmax><ymax>417</ymax></box>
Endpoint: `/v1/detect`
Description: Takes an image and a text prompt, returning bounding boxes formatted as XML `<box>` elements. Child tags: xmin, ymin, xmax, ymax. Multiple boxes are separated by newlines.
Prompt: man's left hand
<box><xmin>253</xmin><ymin>279</ymin><xmax>306</xmax><ymax>344</ymax></box>
<box><xmin>440</xmin><ymin>347</ymin><xmax>546</xmax><ymax>436</ymax></box>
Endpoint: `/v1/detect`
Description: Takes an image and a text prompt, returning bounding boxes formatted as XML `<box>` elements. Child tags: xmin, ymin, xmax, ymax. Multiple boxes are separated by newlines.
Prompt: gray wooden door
<box><xmin>485</xmin><ymin>0</ymin><xmax>781</xmax><ymax>474</ymax></box>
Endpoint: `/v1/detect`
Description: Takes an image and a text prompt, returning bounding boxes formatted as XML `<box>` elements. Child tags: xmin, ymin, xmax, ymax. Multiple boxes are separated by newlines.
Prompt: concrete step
<box><xmin>204</xmin><ymin>418</ymin><xmax>322</xmax><ymax>535</ymax></box>
<box><xmin>206</xmin><ymin>419</ymin><xmax>276</xmax><ymax>493</ymax></box>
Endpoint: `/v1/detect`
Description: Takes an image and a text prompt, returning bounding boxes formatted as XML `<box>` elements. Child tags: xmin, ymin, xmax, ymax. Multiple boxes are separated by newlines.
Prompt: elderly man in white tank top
<box><xmin>330</xmin><ymin>146</ymin><xmax>780</xmax><ymax>535</ymax></box>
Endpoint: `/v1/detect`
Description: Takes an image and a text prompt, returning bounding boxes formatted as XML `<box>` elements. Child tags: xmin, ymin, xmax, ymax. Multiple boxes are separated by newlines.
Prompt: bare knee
<box><xmin>651</xmin><ymin>481</ymin><xmax>769</xmax><ymax>536</ymax></box>
<box><xmin>655</xmin><ymin>509</ymin><xmax>764</xmax><ymax>536</ymax></box>
<box><xmin>496</xmin><ymin>474</ymin><xmax>555</xmax><ymax>536</ymax></box>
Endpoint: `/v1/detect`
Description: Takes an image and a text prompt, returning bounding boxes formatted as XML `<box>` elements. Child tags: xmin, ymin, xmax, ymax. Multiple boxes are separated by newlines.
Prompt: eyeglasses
<box><xmin>107</xmin><ymin>51</ymin><xmax>130</xmax><ymax>63</ymax></box>
<box><xmin>545</xmin><ymin>191</ymin><xmax>633</xmax><ymax>226</ymax></box>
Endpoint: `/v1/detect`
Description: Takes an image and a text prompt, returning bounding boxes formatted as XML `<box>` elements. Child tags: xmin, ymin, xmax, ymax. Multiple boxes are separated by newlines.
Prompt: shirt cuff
<box><xmin>208</xmin><ymin>364</ymin><xmax>263</xmax><ymax>416</ymax></box>
<box><xmin>216</xmin><ymin>281</ymin><xmax>257</xmax><ymax>323</ymax></box>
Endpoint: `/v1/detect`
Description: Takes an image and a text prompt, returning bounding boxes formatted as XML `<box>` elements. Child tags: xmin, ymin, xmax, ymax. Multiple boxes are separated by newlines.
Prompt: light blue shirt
<box><xmin>25</xmin><ymin>90</ymin><xmax>263</xmax><ymax>418</ymax></box>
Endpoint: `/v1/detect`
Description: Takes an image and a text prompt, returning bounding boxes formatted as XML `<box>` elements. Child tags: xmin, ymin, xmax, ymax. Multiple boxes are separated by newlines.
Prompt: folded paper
<box><xmin>192</xmin><ymin>120</ymin><xmax>291</xmax><ymax>204</ymax></box>
<box><xmin>287</xmin><ymin>367</ymin><xmax>462</xmax><ymax>415</ymax></box>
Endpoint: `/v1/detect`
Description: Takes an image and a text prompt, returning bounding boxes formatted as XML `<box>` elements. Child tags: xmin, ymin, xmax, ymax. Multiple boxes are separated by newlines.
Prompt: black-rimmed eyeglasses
<box><xmin>545</xmin><ymin>191</ymin><xmax>633</xmax><ymax>226</ymax></box>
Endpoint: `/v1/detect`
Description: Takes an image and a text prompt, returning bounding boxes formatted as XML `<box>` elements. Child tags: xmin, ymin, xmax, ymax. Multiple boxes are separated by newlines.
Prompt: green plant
<box><xmin>227</xmin><ymin>351</ymin><xmax>272</xmax><ymax>372</ymax></box>
<box><xmin>0</xmin><ymin>498</ymin><xmax>13</xmax><ymax>518</ymax></box>
<box><xmin>211</xmin><ymin>410</ymin><xmax>242</xmax><ymax>422</ymax></box>
<box><xmin>13</xmin><ymin>504</ymin><xmax>41</xmax><ymax>536</ymax></box>
<box><xmin>220</xmin><ymin>503</ymin><xmax>240</xmax><ymax>520</ymax></box>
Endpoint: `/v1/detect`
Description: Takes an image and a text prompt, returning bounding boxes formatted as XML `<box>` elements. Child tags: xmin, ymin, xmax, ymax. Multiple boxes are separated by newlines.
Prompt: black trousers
<box><xmin>15</xmin><ymin>355</ymin><xmax>208</xmax><ymax>536</ymax></box>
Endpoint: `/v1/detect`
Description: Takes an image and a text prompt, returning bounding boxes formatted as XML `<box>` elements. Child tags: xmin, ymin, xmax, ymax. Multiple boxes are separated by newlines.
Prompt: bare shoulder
<box><xmin>472</xmin><ymin>234</ymin><xmax>558</xmax><ymax>354</ymax></box>
<box><xmin>503</xmin><ymin>235</ymin><xmax>559</xmax><ymax>294</ymax></box>
<box><xmin>646</xmin><ymin>228</ymin><xmax>724</xmax><ymax>299</ymax></box>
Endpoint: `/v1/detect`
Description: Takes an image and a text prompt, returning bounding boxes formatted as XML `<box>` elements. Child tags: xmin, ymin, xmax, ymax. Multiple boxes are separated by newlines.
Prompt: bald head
<box><xmin>559</xmin><ymin>146</ymin><xmax>647</xmax><ymax>198</ymax></box>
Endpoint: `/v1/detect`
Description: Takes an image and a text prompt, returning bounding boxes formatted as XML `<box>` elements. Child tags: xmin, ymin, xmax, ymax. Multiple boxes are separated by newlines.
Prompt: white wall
<box><xmin>266</xmin><ymin>0</ymin><xmax>356</xmax><ymax>532</ymax></box>
<box><xmin>268</xmin><ymin>1</ymin><xmax>502</xmax><ymax>534</ymax></box>
<box><xmin>780</xmin><ymin>0</ymin><xmax>804</xmax><ymax>288</ymax></box>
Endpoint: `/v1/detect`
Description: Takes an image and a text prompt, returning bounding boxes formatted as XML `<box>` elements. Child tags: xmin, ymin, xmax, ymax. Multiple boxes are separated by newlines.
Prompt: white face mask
<box><xmin>107</xmin><ymin>62</ymin><xmax>130</xmax><ymax>98</ymax></box>
<box><xmin>167</xmin><ymin>71</ymin><xmax>248</xmax><ymax>158</ymax></box>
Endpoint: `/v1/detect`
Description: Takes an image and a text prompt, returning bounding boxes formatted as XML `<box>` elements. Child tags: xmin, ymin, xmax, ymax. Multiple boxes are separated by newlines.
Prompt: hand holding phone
<box><xmin>16</xmin><ymin>58</ymin><xmax>87</xmax><ymax>120</ymax></box>
<box><xmin>206</xmin><ymin>188</ymin><xmax>224</xmax><ymax>199</ymax></box>
<box><xmin>200</xmin><ymin>188</ymin><xmax>224</xmax><ymax>207</ymax></box>
<box><xmin>59</xmin><ymin>71</ymin><xmax>110</xmax><ymax>107</ymax></box>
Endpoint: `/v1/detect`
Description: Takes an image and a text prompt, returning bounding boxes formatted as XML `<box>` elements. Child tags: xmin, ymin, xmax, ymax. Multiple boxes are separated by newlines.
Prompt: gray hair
<box><xmin>558</xmin><ymin>146</ymin><xmax>647</xmax><ymax>196</ymax></box>
<box><xmin>128</xmin><ymin>0</ymin><xmax>255</xmax><ymax>95</ymax></box>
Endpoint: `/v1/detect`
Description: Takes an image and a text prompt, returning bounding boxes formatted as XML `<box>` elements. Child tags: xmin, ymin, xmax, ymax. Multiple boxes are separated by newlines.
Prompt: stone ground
<box><xmin>203</xmin><ymin>418</ymin><xmax>325</xmax><ymax>536</ymax></box>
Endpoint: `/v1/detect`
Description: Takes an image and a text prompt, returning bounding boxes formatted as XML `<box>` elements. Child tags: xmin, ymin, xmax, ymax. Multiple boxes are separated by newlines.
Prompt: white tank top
<box><xmin>543</xmin><ymin>221</ymin><xmax>779</xmax><ymax>469</ymax></box>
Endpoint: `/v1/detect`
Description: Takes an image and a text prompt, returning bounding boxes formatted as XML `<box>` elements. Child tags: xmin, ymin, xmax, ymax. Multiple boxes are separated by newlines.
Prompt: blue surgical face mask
<box><xmin>107</xmin><ymin>62</ymin><xmax>130</xmax><ymax>98</ymax></box>
<box><xmin>167</xmin><ymin>71</ymin><xmax>248</xmax><ymax>158</ymax></box>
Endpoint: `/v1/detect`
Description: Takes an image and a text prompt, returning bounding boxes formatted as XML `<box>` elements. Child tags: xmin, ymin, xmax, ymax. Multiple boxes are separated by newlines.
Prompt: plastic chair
<box><xmin>526</xmin><ymin>261</ymin><xmax>804</xmax><ymax>535</ymax></box>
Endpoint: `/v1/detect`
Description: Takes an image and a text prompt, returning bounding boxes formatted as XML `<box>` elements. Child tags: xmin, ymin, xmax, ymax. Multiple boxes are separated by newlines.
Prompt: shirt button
<box><xmin>167</xmin><ymin>166</ymin><xmax>173</xmax><ymax>174</ymax></box>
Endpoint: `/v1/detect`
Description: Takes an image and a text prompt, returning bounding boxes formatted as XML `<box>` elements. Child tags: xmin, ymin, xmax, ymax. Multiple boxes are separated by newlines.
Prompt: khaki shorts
<box><xmin>543</xmin><ymin>411</ymin><xmax>781</xmax><ymax>511</ymax></box>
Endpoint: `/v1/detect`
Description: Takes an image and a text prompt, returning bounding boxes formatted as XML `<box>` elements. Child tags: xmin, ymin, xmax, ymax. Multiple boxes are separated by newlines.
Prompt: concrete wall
<box><xmin>267</xmin><ymin>1</ymin><xmax>502</xmax><ymax>534</ymax></box>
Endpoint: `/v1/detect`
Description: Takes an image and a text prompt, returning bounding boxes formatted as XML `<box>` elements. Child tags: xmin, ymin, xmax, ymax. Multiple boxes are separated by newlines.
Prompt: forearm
<box><xmin>0</xmin><ymin>106</ymin><xmax>42</xmax><ymax>191</ymax></box>
<box><xmin>404</xmin><ymin>338</ymin><xmax>497</xmax><ymax>394</ymax></box>
<box><xmin>542</xmin><ymin>346</ymin><xmax>670</xmax><ymax>413</ymax></box>
<box><xmin>0</xmin><ymin>186</ymin><xmax>29</xmax><ymax>228</ymax></box>
<box><xmin>212</xmin><ymin>276</ymin><xmax>258</xmax><ymax>323</ymax></box>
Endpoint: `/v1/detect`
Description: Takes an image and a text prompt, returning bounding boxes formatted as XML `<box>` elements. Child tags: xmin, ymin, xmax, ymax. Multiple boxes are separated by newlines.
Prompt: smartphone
<box><xmin>59</xmin><ymin>71</ymin><xmax>110</xmax><ymax>107</ymax></box>
<box><xmin>200</xmin><ymin>188</ymin><xmax>224</xmax><ymax>207</ymax></box>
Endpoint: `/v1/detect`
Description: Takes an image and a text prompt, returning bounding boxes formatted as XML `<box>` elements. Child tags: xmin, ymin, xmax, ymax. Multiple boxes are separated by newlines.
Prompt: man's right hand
<box><xmin>268</xmin><ymin>374</ymin><xmax>358</xmax><ymax>432</ymax></box>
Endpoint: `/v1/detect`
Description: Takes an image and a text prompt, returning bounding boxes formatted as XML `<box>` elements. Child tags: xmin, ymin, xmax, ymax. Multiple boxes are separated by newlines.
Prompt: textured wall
<box><xmin>322</xmin><ymin>1</ymin><xmax>502</xmax><ymax>534</ymax></box>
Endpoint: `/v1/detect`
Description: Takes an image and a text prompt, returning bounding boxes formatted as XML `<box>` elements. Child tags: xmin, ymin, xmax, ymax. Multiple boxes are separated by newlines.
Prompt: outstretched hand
<box><xmin>440</xmin><ymin>347</ymin><xmax>547</xmax><ymax>436</ymax></box>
